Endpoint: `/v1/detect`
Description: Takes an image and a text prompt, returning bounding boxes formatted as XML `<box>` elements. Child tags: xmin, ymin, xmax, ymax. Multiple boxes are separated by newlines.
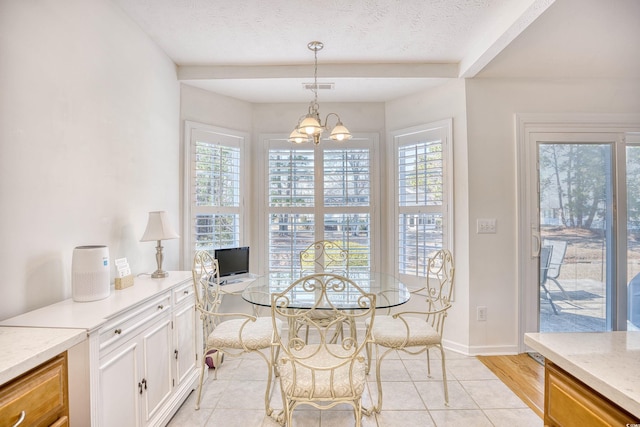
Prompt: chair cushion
<box><xmin>208</xmin><ymin>317</ymin><xmax>282</xmax><ymax>351</ymax></box>
<box><xmin>368</xmin><ymin>315</ymin><xmax>441</xmax><ymax>348</ymax></box>
<box><xmin>277</xmin><ymin>344</ymin><xmax>366</xmax><ymax>399</ymax></box>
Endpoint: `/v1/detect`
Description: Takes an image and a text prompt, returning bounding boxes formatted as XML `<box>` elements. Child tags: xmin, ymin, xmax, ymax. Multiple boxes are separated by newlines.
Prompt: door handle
<box><xmin>12</xmin><ymin>411</ymin><xmax>26</xmax><ymax>427</ymax></box>
<box><xmin>531</xmin><ymin>224</ymin><xmax>541</xmax><ymax>258</ymax></box>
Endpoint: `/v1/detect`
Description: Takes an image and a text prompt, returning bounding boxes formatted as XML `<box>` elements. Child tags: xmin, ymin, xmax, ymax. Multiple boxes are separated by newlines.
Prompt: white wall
<box><xmin>385</xmin><ymin>79</ymin><xmax>471</xmax><ymax>352</ymax></box>
<box><xmin>465</xmin><ymin>77</ymin><xmax>640</xmax><ymax>353</ymax></box>
<box><xmin>0</xmin><ymin>0</ymin><xmax>180</xmax><ymax>320</ymax></box>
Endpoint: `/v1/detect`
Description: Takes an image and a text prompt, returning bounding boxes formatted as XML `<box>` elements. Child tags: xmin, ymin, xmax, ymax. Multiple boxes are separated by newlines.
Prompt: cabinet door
<box><xmin>99</xmin><ymin>342</ymin><xmax>140</xmax><ymax>427</ymax></box>
<box><xmin>174</xmin><ymin>301</ymin><xmax>197</xmax><ymax>386</ymax></box>
<box><xmin>140</xmin><ymin>317</ymin><xmax>173</xmax><ymax>425</ymax></box>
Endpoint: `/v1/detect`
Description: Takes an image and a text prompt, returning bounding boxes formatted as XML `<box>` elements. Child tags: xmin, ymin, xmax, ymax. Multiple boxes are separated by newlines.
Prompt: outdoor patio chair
<box><xmin>543</xmin><ymin>239</ymin><xmax>576</xmax><ymax>303</ymax></box>
<box><xmin>540</xmin><ymin>245</ymin><xmax>559</xmax><ymax>314</ymax></box>
<box><xmin>542</xmin><ymin>239</ymin><xmax>570</xmax><ymax>296</ymax></box>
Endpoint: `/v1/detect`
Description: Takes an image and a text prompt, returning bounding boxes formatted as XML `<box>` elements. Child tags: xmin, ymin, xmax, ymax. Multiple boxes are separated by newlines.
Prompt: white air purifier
<box><xmin>72</xmin><ymin>245</ymin><xmax>111</xmax><ymax>302</ymax></box>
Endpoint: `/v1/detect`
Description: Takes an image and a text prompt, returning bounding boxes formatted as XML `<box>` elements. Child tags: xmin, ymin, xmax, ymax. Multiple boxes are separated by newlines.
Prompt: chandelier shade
<box><xmin>289</xmin><ymin>41</ymin><xmax>352</xmax><ymax>145</ymax></box>
<box><xmin>299</xmin><ymin>114</ymin><xmax>322</xmax><ymax>136</ymax></box>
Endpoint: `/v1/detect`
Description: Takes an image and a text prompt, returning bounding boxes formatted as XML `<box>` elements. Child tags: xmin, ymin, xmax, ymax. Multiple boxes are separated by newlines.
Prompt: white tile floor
<box><xmin>167</xmin><ymin>348</ymin><xmax>543</xmax><ymax>427</ymax></box>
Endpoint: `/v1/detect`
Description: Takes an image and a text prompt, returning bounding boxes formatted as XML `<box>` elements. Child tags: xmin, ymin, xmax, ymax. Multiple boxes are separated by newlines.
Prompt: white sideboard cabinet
<box><xmin>1</xmin><ymin>272</ymin><xmax>199</xmax><ymax>427</ymax></box>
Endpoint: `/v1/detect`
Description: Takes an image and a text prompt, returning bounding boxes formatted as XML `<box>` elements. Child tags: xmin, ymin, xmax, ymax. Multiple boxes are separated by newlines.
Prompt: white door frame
<box><xmin>516</xmin><ymin>113</ymin><xmax>640</xmax><ymax>352</ymax></box>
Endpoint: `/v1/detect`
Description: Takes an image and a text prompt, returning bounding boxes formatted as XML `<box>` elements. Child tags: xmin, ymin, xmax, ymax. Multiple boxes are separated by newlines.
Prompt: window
<box><xmin>393</xmin><ymin>120</ymin><xmax>452</xmax><ymax>277</ymax></box>
<box><xmin>183</xmin><ymin>122</ymin><xmax>247</xmax><ymax>262</ymax></box>
<box><xmin>265</xmin><ymin>135</ymin><xmax>378</xmax><ymax>275</ymax></box>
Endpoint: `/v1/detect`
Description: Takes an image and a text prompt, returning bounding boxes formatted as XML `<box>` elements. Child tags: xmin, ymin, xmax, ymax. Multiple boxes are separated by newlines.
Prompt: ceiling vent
<box><xmin>302</xmin><ymin>82</ymin><xmax>334</xmax><ymax>90</ymax></box>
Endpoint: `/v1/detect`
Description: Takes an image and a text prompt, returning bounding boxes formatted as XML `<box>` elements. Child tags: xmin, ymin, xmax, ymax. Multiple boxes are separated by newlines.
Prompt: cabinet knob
<box><xmin>138</xmin><ymin>382</ymin><xmax>143</xmax><ymax>394</ymax></box>
<box><xmin>114</xmin><ymin>329</ymin><xmax>122</xmax><ymax>335</ymax></box>
<box><xmin>12</xmin><ymin>411</ymin><xmax>26</xmax><ymax>427</ymax></box>
<box><xmin>174</xmin><ymin>349</ymin><xmax>179</xmax><ymax>360</ymax></box>
<box><xmin>157</xmin><ymin>305</ymin><xmax>164</xmax><ymax>310</ymax></box>
<box><xmin>142</xmin><ymin>378</ymin><xmax>147</xmax><ymax>390</ymax></box>
<box><xmin>184</xmin><ymin>290</ymin><xmax>189</xmax><ymax>295</ymax></box>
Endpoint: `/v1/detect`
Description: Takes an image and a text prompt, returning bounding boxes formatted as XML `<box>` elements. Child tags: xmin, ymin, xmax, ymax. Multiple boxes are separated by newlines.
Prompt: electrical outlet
<box><xmin>477</xmin><ymin>218</ymin><xmax>497</xmax><ymax>234</ymax></box>
<box><xmin>477</xmin><ymin>306</ymin><xmax>487</xmax><ymax>321</ymax></box>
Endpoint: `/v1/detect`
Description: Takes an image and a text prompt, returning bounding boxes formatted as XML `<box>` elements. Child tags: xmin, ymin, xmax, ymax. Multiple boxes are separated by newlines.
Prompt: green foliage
<box><xmin>539</xmin><ymin>144</ymin><xmax>610</xmax><ymax>229</ymax></box>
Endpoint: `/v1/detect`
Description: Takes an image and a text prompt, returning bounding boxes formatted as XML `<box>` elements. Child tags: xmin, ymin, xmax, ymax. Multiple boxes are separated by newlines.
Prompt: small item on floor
<box><xmin>528</xmin><ymin>351</ymin><xmax>545</xmax><ymax>366</ymax></box>
<box><xmin>205</xmin><ymin>350</ymin><xmax>224</xmax><ymax>369</ymax></box>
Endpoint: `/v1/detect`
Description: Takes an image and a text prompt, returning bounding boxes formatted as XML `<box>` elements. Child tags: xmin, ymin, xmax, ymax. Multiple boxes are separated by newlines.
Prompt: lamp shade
<box><xmin>140</xmin><ymin>211</ymin><xmax>179</xmax><ymax>242</ymax></box>
<box><xmin>329</xmin><ymin>122</ymin><xmax>352</xmax><ymax>141</ymax></box>
<box><xmin>299</xmin><ymin>115</ymin><xmax>322</xmax><ymax>136</ymax></box>
<box><xmin>288</xmin><ymin>128</ymin><xmax>308</xmax><ymax>144</ymax></box>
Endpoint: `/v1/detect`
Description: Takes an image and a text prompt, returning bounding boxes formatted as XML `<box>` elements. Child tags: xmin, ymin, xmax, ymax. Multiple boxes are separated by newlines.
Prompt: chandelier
<box><xmin>289</xmin><ymin>41</ymin><xmax>352</xmax><ymax>145</ymax></box>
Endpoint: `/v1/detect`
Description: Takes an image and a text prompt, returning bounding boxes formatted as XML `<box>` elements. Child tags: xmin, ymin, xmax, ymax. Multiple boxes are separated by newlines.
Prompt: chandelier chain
<box><xmin>288</xmin><ymin>41</ymin><xmax>352</xmax><ymax>145</ymax></box>
<box><xmin>312</xmin><ymin>43</ymin><xmax>319</xmax><ymax>105</ymax></box>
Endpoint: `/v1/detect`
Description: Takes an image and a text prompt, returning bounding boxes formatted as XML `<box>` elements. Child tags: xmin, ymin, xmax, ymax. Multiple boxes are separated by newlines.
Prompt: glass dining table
<box><xmin>241</xmin><ymin>271</ymin><xmax>411</xmax><ymax>310</ymax></box>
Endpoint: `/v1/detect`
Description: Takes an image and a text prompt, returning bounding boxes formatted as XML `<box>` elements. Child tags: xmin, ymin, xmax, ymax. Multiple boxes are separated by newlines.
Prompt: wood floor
<box><xmin>477</xmin><ymin>353</ymin><xmax>545</xmax><ymax>419</ymax></box>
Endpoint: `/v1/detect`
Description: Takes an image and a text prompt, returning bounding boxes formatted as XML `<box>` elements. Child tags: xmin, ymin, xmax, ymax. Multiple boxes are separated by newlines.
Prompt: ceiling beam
<box><xmin>177</xmin><ymin>63</ymin><xmax>459</xmax><ymax>81</ymax></box>
<box><xmin>459</xmin><ymin>0</ymin><xmax>556</xmax><ymax>78</ymax></box>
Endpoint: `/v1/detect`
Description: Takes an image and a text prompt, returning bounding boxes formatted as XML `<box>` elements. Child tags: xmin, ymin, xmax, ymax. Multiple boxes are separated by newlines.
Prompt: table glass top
<box><xmin>241</xmin><ymin>272</ymin><xmax>410</xmax><ymax>309</ymax></box>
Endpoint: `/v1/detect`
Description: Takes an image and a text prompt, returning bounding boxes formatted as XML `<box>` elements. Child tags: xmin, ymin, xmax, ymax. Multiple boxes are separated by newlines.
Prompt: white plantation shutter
<box><xmin>185</xmin><ymin>123</ymin><xmax>246</xmax><ymax>260</ymax></box>
<box><xmin>395</xmin><ymin>121</ymin><xmax>451</xmax><ymax>277</ymax></box>
<box><xmin>268</xmin><ymin>148</ymin><xmax>316</xmax><ymax>272</ymax></box>
<box><xmin>266</xmin><ymin>138</ymin><xmax>376</xmax><ymax>274</ymax></box>
<box><xmin>324</xmin><ymin>148</ymin><xmax>371</xmax><ymax>207</ymax></box>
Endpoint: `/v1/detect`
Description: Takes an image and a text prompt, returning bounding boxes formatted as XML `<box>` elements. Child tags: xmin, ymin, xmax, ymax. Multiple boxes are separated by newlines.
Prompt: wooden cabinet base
<box><xmin>0</xmin><ymin>353</ymin><xmax>68</xmax><ymax>427</ymax></box>
<box><xmin>545</xmin><ymin>361</ymin><xmax>636</xmax><ymax>427</ymax></box>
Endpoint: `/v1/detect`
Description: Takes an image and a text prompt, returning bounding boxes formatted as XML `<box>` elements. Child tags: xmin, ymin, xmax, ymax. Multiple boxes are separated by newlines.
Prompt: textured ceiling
<box><xmin>478</xmin><ymin>0</ymin><xmax>640</xmax><ymax>79</ymax></box>
<box><xmin>109</xmin><ymin>0</ymin><xmax>637</xmax><ymax>103</ymax></box>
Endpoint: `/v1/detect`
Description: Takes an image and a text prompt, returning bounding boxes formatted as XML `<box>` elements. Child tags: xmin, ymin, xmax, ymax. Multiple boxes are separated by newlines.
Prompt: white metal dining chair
<box><xmin>270</xmin><ymin>273</ymin><xmax>376</xmax><ymax>427</ymax></box>
<box><xmin>365</xmin><ymin>249</ymin><xmax>455</xmax><ymax>412</ymax></box>
<box><xmin>297</xmin><ymin>240</ymin><xmax>351</xmax><ymax>342</ymax></box>
<box><xmin>192</xmin><ymin>250</ymin><xmax>283</xmax><ymax>415</ymax></box>
<box><xmin>300</xmin><ymin>240</ymin><xmax>349</xmax><ymax>276</ymax></box>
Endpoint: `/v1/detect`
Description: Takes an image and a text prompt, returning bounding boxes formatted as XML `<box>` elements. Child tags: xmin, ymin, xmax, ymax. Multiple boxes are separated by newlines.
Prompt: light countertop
<box><xmin>0</xmin><ymin>271</ymin><xmax>193</xmax><ymax>387</ymax></box>
<box><xmin>0</xmin><ymin>271</ymin><xmax>192</xmax><ymax>332</ymax></box>
<box><xmin>525</xmin><ymin>331</ymin><xmax>640</xmax><ymax>417</ymax></box>
<box><xmin>0</xmin><ymin>326</ymin><xmax>86</xmax><ymax>385</ymax></box>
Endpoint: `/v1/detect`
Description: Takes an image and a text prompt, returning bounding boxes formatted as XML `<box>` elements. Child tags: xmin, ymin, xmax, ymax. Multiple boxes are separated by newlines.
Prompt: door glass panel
<box><xmin>627</xmin><ymin>144</ymin><xmax>640</xmax><ymax>331</ymax></box>
<box><xmin>538</xmin><ymin>143</ymin><xmax>613</xmax><ymax>332</ymax></box>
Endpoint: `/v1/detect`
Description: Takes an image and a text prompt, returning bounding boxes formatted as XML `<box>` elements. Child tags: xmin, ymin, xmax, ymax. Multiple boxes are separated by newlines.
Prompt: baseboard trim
<box><xmin>443</xmin><ymin>339</ymin><xmax>520</xmax><ymax>356</ymax></box>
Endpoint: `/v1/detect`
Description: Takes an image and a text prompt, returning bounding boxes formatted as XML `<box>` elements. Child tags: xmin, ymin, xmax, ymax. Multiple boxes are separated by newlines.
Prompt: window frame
<box><xmin>390</xmin><ymin>119</ymin><xmax>454</xmax><ymax>279</ymax></box>
<box><xmin>258</xmin><ymin>133</ymin><xmax>380</xmax><ymax>275</ymax></box>
<box><xmin>182</xmin><ymin>121</ymin><xmax>249</xmax><ymax>267</ymax></box>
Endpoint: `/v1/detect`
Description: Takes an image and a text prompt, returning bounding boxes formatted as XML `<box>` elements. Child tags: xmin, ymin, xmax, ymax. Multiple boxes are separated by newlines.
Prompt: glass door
<box><xmin>519</xmin><ymin>122</ymin><xmax>640</xmax><ymax>349</ymax></box>
<box><xmin>538</xmin><ymin>142</ymin><xmax>615</xmax><ymax>332</ymax></box>
<box><xmin>627</xmin><ymin>141</ymin><xmax>640</xmax><ymax>331</ymax></box>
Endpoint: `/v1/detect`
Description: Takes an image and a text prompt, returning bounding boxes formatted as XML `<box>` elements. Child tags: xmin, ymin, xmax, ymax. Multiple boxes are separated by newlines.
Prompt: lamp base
<box><xmin>151</xmin><ymin>270</ymin><xmax>169</xmax><ymax>279</ymax></box>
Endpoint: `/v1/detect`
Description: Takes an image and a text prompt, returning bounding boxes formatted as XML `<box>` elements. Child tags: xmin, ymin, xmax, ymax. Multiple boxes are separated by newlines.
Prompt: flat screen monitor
<box><xmin>214</xmin><ymin>246</ymin><xmax>250</xmax><ymax>281</ymax></box>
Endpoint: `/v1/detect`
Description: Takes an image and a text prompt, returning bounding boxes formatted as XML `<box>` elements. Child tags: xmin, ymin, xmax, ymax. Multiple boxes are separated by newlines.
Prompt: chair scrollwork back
<box><xmin>271</xmin><ymin>273</ymin><xmax>375</xmax><ymax>426</ymax></box>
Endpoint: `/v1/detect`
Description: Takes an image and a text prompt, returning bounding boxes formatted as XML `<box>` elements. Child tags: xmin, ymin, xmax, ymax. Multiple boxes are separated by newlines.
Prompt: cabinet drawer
<box><xmin>99</xmin><ymin>292</ymin><xmax>171</xmax><ymax>351</ymax></box>
<box><xmin>173</xmin><ymin>279</ymin><xmax>195</xmax><ymax>306</ymax></box>
<box><xmin>0</xmin><ymin>353</ymin><xmax>68</xmax><ymax>427</ymax></box>
<box><xmin>49</xmin><ymin>416</ymin><xmax>69</xmax><ymax>427</ymax></box>
<box><xmin>545</xmin><ymin>361</ymin><xmax>636</xmax><ymax>427</ymax></box>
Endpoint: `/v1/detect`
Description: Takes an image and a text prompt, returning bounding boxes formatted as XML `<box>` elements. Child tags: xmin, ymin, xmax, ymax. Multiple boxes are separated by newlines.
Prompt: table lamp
<box><xmin>140</xmin><ymin>211</ymin><xmax>180</xmax><ymax>278</ymax></box>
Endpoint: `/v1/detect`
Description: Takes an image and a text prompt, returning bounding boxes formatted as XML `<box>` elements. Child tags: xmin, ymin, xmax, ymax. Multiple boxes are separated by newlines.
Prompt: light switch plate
<box><xmin>477</xmin><ymin>218</ymin><xmax>497</xmax><ymax>234</ymax></box>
